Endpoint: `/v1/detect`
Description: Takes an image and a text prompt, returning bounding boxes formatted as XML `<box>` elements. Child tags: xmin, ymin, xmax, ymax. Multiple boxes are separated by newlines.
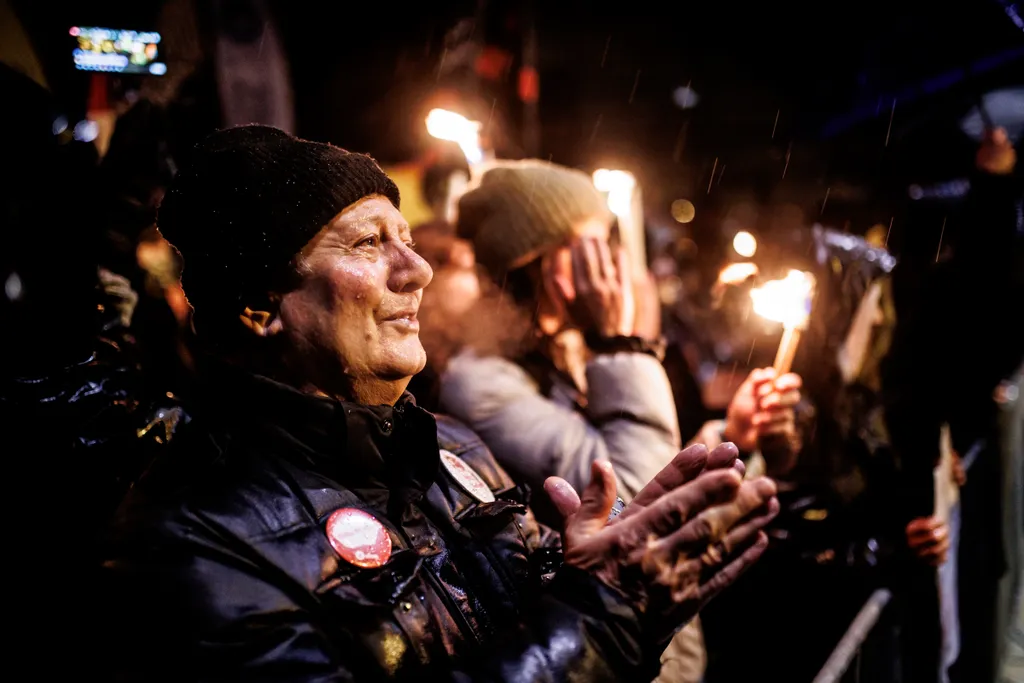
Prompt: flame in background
<box><xmin>426</xmin><ymin>109</ymin><xmax>483</xmax><ymax>165</ymax></box>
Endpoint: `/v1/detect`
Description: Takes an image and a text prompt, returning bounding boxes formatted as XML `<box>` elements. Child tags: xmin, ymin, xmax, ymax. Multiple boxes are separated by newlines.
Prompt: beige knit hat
<box><xmin>455</xmin><ymin>159</ymin><xmax>612</xmax><ymax>277</ymax></box>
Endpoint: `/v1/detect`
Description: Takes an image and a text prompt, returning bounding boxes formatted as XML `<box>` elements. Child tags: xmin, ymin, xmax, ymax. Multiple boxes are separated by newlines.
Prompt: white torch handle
<box><xmin>773</xmin><ymin>326</ymin><xmax>801</xmax><ymax>375</ymax></box>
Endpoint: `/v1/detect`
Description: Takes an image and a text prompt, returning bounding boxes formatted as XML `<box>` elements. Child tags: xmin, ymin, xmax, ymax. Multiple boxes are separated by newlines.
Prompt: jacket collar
<box><xmin>202</xmin><ymin>363</ymin><xmax>441</xmax><ymax>502</ymax></box>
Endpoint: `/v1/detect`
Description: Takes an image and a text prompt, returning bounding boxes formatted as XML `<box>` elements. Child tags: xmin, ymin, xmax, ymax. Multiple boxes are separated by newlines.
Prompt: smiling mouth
<box><xmin>381</xmin><ymin>311</ymin><xmax>419</xmax><ymax>329</ymax></box>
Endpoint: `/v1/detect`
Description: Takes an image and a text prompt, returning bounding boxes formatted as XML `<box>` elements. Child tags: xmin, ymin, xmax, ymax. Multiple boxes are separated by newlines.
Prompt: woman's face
<box><xmin>535</xmin><ymin>215</ymin><xmax>611</xmax><ymax>336</ymax></box>
<box><xmin>426</xmin><ymin>238</ymin><xmax>481</xmax><ymax>318</ymax></box>
<box><xmin>278</xmin><ymin>196</ymin><xmax>433</xmax><ymax>398</ymax></box>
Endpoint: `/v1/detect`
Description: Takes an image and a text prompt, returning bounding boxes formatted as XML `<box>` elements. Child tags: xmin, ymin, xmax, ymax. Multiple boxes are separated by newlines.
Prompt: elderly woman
<box><xmin>99</xmin><ymin>126</ymin><xmax>779</xmax><ymax>682</ymax></box>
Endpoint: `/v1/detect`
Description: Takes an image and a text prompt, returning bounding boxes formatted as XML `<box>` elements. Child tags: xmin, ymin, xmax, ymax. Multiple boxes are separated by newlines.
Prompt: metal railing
<box><xmin>810</xmin><ymin>357</ymin><xmax>1024</xmax><ymax>683</ymax></box>
<box><xmin>996</xmin><ymin>361</ymin><xmax>1024</xmax><ymax>680</ymax></box>
<box><xmin>812</xmin><ymin>589</ymin><xmax>893</xmax><ymax>683</ymax></box>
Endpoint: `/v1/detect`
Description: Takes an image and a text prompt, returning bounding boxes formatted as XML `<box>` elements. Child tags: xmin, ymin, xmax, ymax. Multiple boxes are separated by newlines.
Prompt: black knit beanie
<box><xmin>158</xmin><ymin>125</ymin><xmax>399</xmax><ymax>339</ymax></box>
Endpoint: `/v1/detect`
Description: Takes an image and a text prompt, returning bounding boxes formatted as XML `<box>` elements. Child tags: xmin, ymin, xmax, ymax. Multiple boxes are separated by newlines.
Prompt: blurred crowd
<box><xmin>1</xmin><ymin>26</ymin><xmax>1022</xmax><ymax>683</ymax></box>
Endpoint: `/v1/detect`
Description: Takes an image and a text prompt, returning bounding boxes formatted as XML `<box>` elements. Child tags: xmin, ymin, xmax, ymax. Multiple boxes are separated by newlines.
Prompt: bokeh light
<box><xmin>670</xmin><ymin>199</ymin><xmax>695</xmax><ymax>223</ymax></box>
<box><xmin>732</xmin><ymin>230</ymin><xmax>757</xmax><ymax>257</ymax></box>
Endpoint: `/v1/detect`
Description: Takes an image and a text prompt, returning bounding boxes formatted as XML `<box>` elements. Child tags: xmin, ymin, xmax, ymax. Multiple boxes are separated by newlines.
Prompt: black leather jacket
<box><xmin>0</xmin><ymin>325</ymin><xmax>187</xmax><ymax>542</ymax></box>
<box><xmin>0</xmin><ymin>312</ymin><xmax>188</xmax><ymax>676</ymax></box>
<box><xmin>100</xmin><ymin>369</ymin><xmax>654</xmax><ymax>682</ymax></box>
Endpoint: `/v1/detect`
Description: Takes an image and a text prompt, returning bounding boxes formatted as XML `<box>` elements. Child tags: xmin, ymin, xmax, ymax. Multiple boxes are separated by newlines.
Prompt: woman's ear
<box><xmin>541</xmin><ymin>248</ymin><xmax>575</xmax><ymax>304</ymax></box>
<box><xmin>239</xmin><ymin>297</ymin><xmax>284</xmax><ymax>338</ymax></box>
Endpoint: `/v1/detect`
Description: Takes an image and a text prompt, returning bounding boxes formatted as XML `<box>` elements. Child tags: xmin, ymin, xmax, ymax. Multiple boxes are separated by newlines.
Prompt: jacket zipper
<box><xmin>421</xmin><ymin>559</ymin><xmax>484</xmax><ymax>645</ymax></box>
<box><xmin>424</xmin><ymin>498</ymin><xmax>525</xmax><ymax>638</ymax></box>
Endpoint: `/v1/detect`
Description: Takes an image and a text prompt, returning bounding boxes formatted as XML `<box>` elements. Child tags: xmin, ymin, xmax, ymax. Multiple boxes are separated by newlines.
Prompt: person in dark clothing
<box><xmin>885</xmin><ymin>127</ymin><xmax>1023</xmax><ymax>683</ymax></box>
<box><xmin>97</xmin><ymin>99</ymin><xmax>199</xmax><ymax>400</ymax></box>
<box><xmin>0</xmin><ymin>61</ymin><xmax>188</xmax><ymax>530</ymax></box>
<box><xmin>0</xmin><ymin>64</ymin><xmax>186</xmax><ymax>675</ymax></box>
<box><xmin>701</xmin><ymin>229</ymin><xmax>910</xmax><ymax>683</ymax></box>
<box><xmin>99</xmin><ymin>125</ymin><xmax>781</xmax><ymax>681</ymax></box>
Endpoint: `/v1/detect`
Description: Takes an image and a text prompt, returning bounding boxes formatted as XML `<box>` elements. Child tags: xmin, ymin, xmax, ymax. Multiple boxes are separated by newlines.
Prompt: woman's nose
<box><xmin>389</xmin><ymin>242</ymin><xmax>433</xmax><ymax>293</ymax></box>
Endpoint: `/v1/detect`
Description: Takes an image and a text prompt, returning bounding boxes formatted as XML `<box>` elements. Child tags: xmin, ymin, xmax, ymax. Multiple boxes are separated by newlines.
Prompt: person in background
<box><xmin>439</xmin><ymin>160</ymin><xmax>802</xmax><ymax>682</ymax></box>
<box><xmin>0</xmin><ymin>63</ymin><xmax>186</xmax><ymax>534</ymax></box>
<box><xmin>885</xmin><ymin>126</ymin><xmax>1023</xmax><ymax>683</ymax></box>
<box><xmin>406</xmin><ymin>223</ymin><xmax>480</xmax><ymax>412</ymax></box>
<box><xmin>404</xmin><ymin>147</ymin><xmax>478</xmax><ymax>410</ymax></box>
<box><xmin>0</xmin><ymin>63</ymin><xmax>185</xmax><ymax>676</ymax></box>
<box><xmin>698</xmin><ymin>227</ymin><xmax>897</xmax><ymax>682</ymax></box>
<box><xmin>419</xmin><ymin>145</ymin><xmax>472</xmax><ymax>229</ymax></box>
<box><xmin>97</xmin><ymin>98</ymin><xmax>197</xmax><ymax>399</ymax></box>
<box><xmin>99</xmin><ymin>125</ymin><xmax>781</xmax><ymax>681</ymax></box>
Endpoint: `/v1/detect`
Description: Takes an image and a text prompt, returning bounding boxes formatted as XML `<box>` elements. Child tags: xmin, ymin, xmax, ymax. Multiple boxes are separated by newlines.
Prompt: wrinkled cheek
<box><xmin>325</xmin><ymin>271</ymin><xmax>382</xmax><ymax>352</ymax></box>
<box><xmin>328</xmin><ymin>296</ymin><xmax>376</xmax><ymax>349</ymax></box>
<box><xmin>329</xmin><ymin>264</ymin><xmax>382</xmax><ymax>307</ymax></box>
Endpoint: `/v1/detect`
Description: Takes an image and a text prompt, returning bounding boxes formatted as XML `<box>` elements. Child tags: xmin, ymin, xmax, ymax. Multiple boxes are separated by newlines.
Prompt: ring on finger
<box><xmin>607</xmin><ymin>496</ymin><xmax>626</xmax><ymax>523</ymax></box>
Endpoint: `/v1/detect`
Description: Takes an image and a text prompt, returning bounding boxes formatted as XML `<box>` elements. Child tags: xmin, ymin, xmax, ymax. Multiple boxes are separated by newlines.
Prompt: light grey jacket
<box><xmin>439</xmin><ymin>349</ymin><xmax>682</xmax><ymax>500</ymax></box>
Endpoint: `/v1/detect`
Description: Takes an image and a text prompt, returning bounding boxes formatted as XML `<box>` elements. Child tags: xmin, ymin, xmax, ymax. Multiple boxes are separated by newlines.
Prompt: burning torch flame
<box><xmin>751</xmin><ymin>269</ymin><xmax>814</xmax><ymax>329</ymax></box>
<box><xmin>592</xmin><ymin>169</ymin><xmax>636</xmax><ymax>217</ymax></box>
<box><xmin>718</xmin><ymin>262</ymin><xmax>759</xmax><ymax>285</ymax></box>
<box><xmin>751</xmin><ymin>269</ymin><xmax>815</xmax><ymax>374</ymax></box>
<box><xmin>426</xmin><ymin>109</ymin><xmax>483</xmax><ymax>166</ymax></box>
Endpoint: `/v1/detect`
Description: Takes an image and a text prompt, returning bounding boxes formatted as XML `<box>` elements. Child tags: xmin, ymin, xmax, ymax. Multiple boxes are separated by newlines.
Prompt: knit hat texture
<box><xmin>158</xmin><ymin>125</ymin><xmax>399</xmax><ymax>338</ymax></box>
<box><xmin>455</xmin><ymin>159</ymin><xmax>610</xmax><ymax>277</ymax></box>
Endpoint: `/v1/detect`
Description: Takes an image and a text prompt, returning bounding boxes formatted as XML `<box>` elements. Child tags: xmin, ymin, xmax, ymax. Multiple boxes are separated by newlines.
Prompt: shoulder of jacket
<box><xmin>434</xmin><ymin>413</ymin><xmax>484</xmax><ymax>449</ymax></box>
<box><xmin>440</xmin><ymin>353</ymin><xmax>540</xmax><ymax>409</ymax></box>
<box><xmin>117</xmin><ymin>428</ymin><xmax>318</xmax><ymax>546</ymax></box>
<box><xmin>444</xmin><ymin>352</ymin><xmax>532</xmax><ymax>384</ymax></box>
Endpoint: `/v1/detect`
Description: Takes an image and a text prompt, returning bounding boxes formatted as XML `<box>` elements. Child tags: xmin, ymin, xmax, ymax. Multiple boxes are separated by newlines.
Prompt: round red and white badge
<box><xmin>440</xmin><ymin>449</ymin><xmax>496</xmax><ymax>504</ymax></box>
<box><xmin>325</xmin><ymin>508</ymin><xmax>392</xmax><ymax>568</ymax></box>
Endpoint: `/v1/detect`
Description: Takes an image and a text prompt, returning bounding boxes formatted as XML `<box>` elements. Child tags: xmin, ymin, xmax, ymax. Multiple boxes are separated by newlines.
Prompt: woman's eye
<box><xmin>356</xmin><ymin>235</ymin><xmax>381</xmax><ymax>248</ymax></box>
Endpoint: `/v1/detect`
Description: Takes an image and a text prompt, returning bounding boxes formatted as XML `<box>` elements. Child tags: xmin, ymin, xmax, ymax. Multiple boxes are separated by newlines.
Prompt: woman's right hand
<box><xmin>568</xmin><ymin>236</ymin><xmax>635</xmax><ymax>338</ymax></box>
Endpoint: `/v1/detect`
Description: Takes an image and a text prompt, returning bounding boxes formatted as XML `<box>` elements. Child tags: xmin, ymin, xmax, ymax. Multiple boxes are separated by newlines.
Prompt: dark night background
<box><xmin>12</xmin><ymin>0</ymin><xmax>1024</xmax><ymax>253</ymax></box>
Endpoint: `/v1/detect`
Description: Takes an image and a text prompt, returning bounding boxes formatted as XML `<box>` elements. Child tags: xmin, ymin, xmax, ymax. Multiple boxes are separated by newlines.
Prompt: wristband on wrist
<box><xmin>585</xmin><ymin>333</ymin><xmax>667</xmax><ymax>362</ymax></box>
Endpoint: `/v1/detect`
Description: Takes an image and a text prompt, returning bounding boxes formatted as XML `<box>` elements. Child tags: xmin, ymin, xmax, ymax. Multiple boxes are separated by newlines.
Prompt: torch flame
<box><xmin>592</xmin><ymin>169</ymin><xmax>636</xmax><ymax>217</ymax></box>
<box><xmin>425</xmin><ymin>109</ymin><xmax>483</xmax><ymax>165</ymax></box>
<box><xmin>750</xmin><ymin>269</ymin><xmax>814</xmax><ymax>328</ymax></box>
<box><xmin>718</xmin><ymin>262</ymin><xmax>759</xmax><ymax>285</ymax></box>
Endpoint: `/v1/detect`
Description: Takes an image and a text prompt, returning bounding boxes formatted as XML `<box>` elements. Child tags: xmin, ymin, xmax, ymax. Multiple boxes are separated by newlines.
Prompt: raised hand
<box><xmin>724</xmin><ymin>368</ymin><xmax>803</xmax><ymax>472</ymax></box>
<box><xmin>567</xmin><ymin>236</ymin><xmax>635</xmax><ymax>338</ymax></box>
<box><xmin>545</xmin><ymin>445</ymin><xmax>778</xmax><ymax>641</ymax></box>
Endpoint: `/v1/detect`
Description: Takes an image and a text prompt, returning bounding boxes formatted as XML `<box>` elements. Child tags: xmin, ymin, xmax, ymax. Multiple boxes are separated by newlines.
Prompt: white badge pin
<box><xmin>439</xmin><ymin>449</ymin><xmax>496</xmax><ymax>503</ymax></box>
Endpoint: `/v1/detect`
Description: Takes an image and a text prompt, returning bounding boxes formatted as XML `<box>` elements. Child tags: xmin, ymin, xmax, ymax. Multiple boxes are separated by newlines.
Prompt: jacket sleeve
<box><xmin>439</xmin><ymin>353</ymin><xmax>680</xmax><ymax>501</ymax></box>
<box><xmin>101</xmin><ymin>532</ymin><xmax>653</xmax><ymax>683</ymax></box>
